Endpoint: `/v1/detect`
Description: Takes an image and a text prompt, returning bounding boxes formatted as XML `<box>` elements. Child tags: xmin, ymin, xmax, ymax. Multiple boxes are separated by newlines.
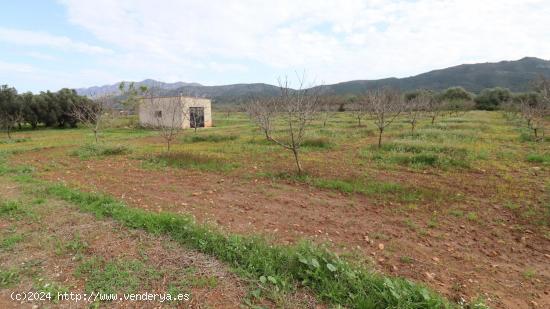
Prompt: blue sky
<box><xmin>1</xmin><ymin>0</ymin><xmax>549</xmax><ymax>93</ymax></box>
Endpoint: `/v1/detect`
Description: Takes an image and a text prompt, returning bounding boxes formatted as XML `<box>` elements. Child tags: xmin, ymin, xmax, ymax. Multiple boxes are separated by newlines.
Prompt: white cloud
<box><xmin>0</xmin><ymin>27</ymin><xmax>112</xmax><ymax>55</ymax></box>
<box><xmin>41</xmin><ymin>0</ymin><xmax>550</xmax><ymax>85</ymax></box>
<box><xmin>0</xmin><ymin>60</ymin><xmax>34</xmax><ymax>73</ymax></box>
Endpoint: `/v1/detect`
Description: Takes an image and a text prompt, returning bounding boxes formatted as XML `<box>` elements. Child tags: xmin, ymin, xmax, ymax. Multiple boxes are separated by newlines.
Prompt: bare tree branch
<box><xmin>246</xmin><ymin>75</ymin><xmax>322</xmax><ymax>174</ymax></box>
<box><xmin>364</xmin><ymin>88</ymin><xmax>404</xmax><ymax>148</ymax></box>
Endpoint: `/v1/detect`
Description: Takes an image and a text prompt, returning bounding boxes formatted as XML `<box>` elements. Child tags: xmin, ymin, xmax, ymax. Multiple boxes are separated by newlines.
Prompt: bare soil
<box><xmin>13</xmin><ymin>150</ymin><xmax>550</xmax><ymax>309</ymax></box>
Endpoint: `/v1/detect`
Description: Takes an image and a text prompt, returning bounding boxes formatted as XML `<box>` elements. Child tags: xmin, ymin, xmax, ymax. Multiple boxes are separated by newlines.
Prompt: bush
<box><xmin>474</xmin><ymin>87</ymin><xmax>511</xmax><ymax>110</ymax></box>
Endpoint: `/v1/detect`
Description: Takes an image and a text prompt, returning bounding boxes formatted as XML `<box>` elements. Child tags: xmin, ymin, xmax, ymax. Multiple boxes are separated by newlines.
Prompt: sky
<box><xmin>1</xmin><ymin>0</ymin><xmax>549</xmax><ymax>93</ymax></box>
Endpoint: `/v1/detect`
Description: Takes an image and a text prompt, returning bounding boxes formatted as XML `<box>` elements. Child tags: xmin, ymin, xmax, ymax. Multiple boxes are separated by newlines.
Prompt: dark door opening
<box><xmin>190</xmin><ymin>107</ymin><xmax>205</xmax><ymax>128</ymax></box>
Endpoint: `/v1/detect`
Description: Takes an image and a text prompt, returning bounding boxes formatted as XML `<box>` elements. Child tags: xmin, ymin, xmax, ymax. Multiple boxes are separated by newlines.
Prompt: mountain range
<box><xmin>75</xmin><ymin>57</ymin><xmax>550</xmax><ymax>103</ymax></box>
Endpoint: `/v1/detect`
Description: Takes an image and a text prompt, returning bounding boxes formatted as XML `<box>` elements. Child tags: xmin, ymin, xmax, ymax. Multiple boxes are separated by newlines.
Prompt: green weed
<box><xmin>1</xmin><ymin>233</ymin><xmax>24</xmax><ymax>250</ymax></box>
<box><xmin>0</xmin><ymin>268</ymin><xmax>20</xmax><ymax>287</ymax></box>
<box><xmin>75</xmin><ymin>257</ymin><xmax>160</xmax><ymax>295</ymax></box>
<box><xmin>71</xmin><ymin>143</ymin><xmax>132</xmax><ymax>159</ymax></box>
<box><xmin>144</xmin><ymin>152</ymin><xmax>238</xmax><ymax>172</ymax></box>
<box><xmin>182</xmin><ymin>134</ymin><xmax>239</xmax><ymax>143</ymax></box>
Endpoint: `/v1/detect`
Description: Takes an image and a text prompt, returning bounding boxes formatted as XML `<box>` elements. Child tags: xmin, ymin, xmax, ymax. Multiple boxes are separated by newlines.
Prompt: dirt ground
<box><xmin>0</xmin><ymin>177</ymin><xmax>323</xmax><ymax>308</ymax></box>
<box><xmin>12</xmin><ymin>150</ymin><xmax>550</xmax><ymax>309</ymax></box>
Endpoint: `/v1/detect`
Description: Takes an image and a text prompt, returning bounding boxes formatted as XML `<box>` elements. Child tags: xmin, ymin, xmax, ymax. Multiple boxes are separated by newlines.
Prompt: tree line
<box><xmin>0</xmin><ymin>85</ymin><xmax>95</xmax><ymax>138</ymax></box>
<box><xmin>246</xmin><ymin>77</ymin><xmax>550</xmax><ymax>174</ymax></box>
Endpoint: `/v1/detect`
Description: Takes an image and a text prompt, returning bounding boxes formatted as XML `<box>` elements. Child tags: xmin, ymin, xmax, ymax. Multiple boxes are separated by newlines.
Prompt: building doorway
<box><xmin>190</xmin><ymin>107</ymin><xmax>205</xmax><ymax>128</ymax></box>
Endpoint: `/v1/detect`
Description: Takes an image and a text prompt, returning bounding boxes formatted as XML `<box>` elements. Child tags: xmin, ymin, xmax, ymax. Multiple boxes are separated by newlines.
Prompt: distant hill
<box><xmin>75</xmin><ymin>57</ymin><xmax>550</xmax><ymax>103</ymax></box>
<box><xmin>75</xmin><ymin>79</ymin><xmax>202</xmax><ymax>96</ymax></box>
<box><xmin>320</xmin><ymin>57</ymin><xmax>550</xmax><ymax>94</ymax></box>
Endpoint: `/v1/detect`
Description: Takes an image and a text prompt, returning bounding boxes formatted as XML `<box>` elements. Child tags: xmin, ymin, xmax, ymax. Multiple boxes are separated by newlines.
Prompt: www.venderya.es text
<box><xmin>11</xmin><ymin>291</ymin><xmax>190</xmax><ymax>303</ymax></box>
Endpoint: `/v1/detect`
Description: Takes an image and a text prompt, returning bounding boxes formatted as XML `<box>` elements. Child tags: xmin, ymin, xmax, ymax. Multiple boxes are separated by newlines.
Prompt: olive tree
<box><xmin>246</xmin><ymin>76</ymin><xmax>322</xmax><ymax>174</ymax></box>
<box><xmin>439</xmin><ymin>87</ymin><xmax>475</xmax><ymax>116</ymax></box>
<box><xmin>0</xmin><ymin>85</ymin><xmax>22</xmax><ymax>139</ymax></box>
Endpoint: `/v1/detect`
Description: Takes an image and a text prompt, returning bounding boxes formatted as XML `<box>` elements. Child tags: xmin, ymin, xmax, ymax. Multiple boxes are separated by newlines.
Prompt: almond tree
<box><xmin>144</xmin><ymin>92</ymin><xmax>189</xmax><ymax>153</ymax></box>
<box><xmin>404</xmin><ymin>91</ymin><xmax>428</xmax><ymax>134</ymax></box>
<box><xmin>522</xmin><ymin>76</ymin><xmax>550</xmax><ymax>140</ymax></box>
<box><xmin>247</xmin><ymin>76</ymin><xmax>322</xmax><ymax>174</ymax></box>
<box><xmin>424</xmin><ymin>91</ymin><xmax>442</xmax><ymax>125</ymax></box>
<box><xmin>71</xmin><ymin>94</ymin><xmax>112</xmax><ymax>143</ymax></box>
<box><xmin>354</xmin><ymin>95</ymin><xmax>368</xmax><ymax>127</ymax></box>
<box><xmin>318</xmin><ymin>96</ymin><xmax>332</xmax><ymax>128</ymax></box>
<box><xmin>365</xmin><ymin>88</ymin><xmax>404</xmax><ymax>148</ymax></box>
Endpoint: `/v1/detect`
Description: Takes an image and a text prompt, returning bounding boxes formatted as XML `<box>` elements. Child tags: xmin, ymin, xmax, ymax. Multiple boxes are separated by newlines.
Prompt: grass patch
<box><xmin>0</xmin><ymin>268</ymin><xmax>20</xmax><ymax>287</ymax></box>
<box><xmin>71</xmin><ymin>143</ymin><xmax>132</xmax><ymax>159</ymax></box>
<box><xmin>247</xmin><ymin>136</ymin><xmax>333</xmax><ymax>149</ymax></box>
<box><xmin>367</xmin><ymin>142</ymin><xmax>471</xmax><ymax>169</ymax></box>
<box><xmin>312</xmin><ymin>178</ymin><xmax>422</xmax><ymax>202</ymax></box>
<box><xmin>0</xmin><ymin>200</ymin><xmax>34</xmax><ymax>220</ymax></box>
<box><xmin>0</xmin><ymin>233</ymin><xmax>24</xmax><ymax>250</ymax></box>
<box><xmin>39</xmin><ymin>181</ymin><xmax>451</xmax><ymax>308</ymax></box>
<box><xmin>35</xmin><ymin>281</ymin><xmax>70</xmax><ymax>304</ymax></box>
<box><xmin>259</xmin><ymin>172</ymin><xmax>425</xmax><ymax>202</ymax></box>
<box><xmin>466</xmin><ymin>212</ymin><xmax>478</xmax><ymax>221</ymax></box>
<box><xmin>0</xmin><ymin>138</ymin><xmax>30</xmax><ymax>144</ymax></box>
<box><xmin>526</xmin><ymin>153</ymin><xmax>550</xmax><ymax>165</ymax></box>
<box><xmin>144</xmin><ymin>152</ymin><xmax>238</xmax><ymax>172</ymax></box>
<box><xmin>182</xmin><ymin>134</ymin><xmax>239</xmax><ymax>143</ymax></box>
<box><xmin>301</xmin><ymin>137</ymin><xmax>333</xmax><ymax>149</ymax></box>
<box><xmin>399</xmin><ymin>256</ymin><xmax>414</xmax><ymax>264</ymax></box>
<box><xmin>75</xmin><ymin>257</ymin><xmax>160</xmax><ymax>294</ymax></box>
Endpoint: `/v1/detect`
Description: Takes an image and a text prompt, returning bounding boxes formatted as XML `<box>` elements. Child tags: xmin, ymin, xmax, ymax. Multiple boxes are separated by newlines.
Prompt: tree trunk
<box><xmin>292</xmin><ymin>148</ymin><xmax>302</xmax><ymax>175</ymax></box>
<box><xmin>167</xmin><ymin>139</ymin><xmax>171</xmax><ymax>153</ymax></box>
<box><xmin>378</xmin><ymin>128</ymin><xmax>383</xmax><ymax>148</ymax></box>
<box><xmin>358</xmin><ymin>116</ymin><xmax>361</xmax><ymax>127</ymax></box>
<box><xmin>6</xmin><ymin>127</ymin><xmax>11</xmax><ymax>140</ymax></box>
<box><xmin>94</xmin><ymin>130</ymin><xmax>98</xmax><ymax>143</ymax></box>
<box><xmin>431</xmin><ymin>115</ymin><xmax>436</xmax><ymax>125</ymax></box>
<box><xmin>411</xmin><ymin>123</ymin><xmax>416</xmax><ymax>134</ymax></box>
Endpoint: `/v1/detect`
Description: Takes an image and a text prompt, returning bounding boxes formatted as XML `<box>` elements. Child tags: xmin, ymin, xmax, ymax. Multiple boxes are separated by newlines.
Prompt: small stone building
<box><xmin>139</xmin><ymin>96</ymin><xmax>212</xmax><ymax>129</ymax></box>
